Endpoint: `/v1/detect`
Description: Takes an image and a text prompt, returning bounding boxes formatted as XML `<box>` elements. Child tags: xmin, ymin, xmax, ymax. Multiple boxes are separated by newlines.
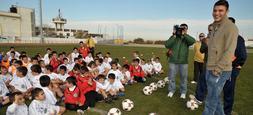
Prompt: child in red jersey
<box><xmin>49</xmin><ymin>51</ymin><xmax>60</xmax><ymax>72</ymax></box>
<box><xmin>129</xmin><ymin>59</ymin><xmax>145</xmax><ymax>83</ymax></box>
<box><xmin>68</xmin><ymin>64</ymin><xmax>81</xmax><ymax>78</ymax></box>
<box><xmin>64</xmin><ymin>76</ymin><xmax>88</xmax><ymax>114</ymax></box>
<box><xmin>77</xmin><ymin>66</ymin><xmax>103</xmax><ymax>108</ymax></box>
<box><xmin>78</xmin><ymin>41</ymin><xmax>89</xmax><ymax>58</ymax></box>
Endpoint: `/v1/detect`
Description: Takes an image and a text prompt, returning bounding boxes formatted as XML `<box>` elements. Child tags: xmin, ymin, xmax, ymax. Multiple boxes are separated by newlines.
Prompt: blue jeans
<box><xmin>203</xmin><ymin>70</ymin><xmax>232</xmax><ymax>115</ymax></box>
<box><xmin>168</xmin><ymin>63</ymin><xmax>188</xmax><ymax>94</ymax></box>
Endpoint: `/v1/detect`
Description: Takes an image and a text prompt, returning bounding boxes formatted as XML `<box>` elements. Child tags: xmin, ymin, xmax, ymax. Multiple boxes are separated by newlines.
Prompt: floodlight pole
<box><xmin>39</xmin><ymin>0</ymin><xmax>44</xmax><ymax>43</ymax></box>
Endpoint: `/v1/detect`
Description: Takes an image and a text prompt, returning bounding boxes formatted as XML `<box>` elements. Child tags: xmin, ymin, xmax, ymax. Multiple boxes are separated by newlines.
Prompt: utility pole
<box><xmin>39</xmin><ymin>0</ymin><xmax>44</xmax><ymax>43</ymax></box>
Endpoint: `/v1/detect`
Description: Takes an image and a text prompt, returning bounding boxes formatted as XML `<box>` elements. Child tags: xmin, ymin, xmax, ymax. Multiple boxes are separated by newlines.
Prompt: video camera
<box><xmin>173</xmin><ymin>25</ymin><xmax>185</xmax><ymax>37</ymax></box>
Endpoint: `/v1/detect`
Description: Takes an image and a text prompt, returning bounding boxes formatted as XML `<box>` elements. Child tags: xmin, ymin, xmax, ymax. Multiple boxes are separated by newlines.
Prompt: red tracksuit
<box><xmin>50</xmin><ymin>57</ymin><xmax>60</xmax><ymax>72</ymax></box>
<box><xmin>76</xmin><ymin>75</ymin><xmax>96</xmax><ymax>95</ymax></box>
<box><xmin>64</xmin><ymin>86</ymin><xmax>85</xmax><ymax>105</ymax></box>
<box><xmin>129</xmin><ymin>65</ymin><xmax>145</xmax><ymax>78</ymax></box>
<box><xmin>79</xmin><ymin>47</ymin><xmax>89</xmax><ymax>58</ymax></box>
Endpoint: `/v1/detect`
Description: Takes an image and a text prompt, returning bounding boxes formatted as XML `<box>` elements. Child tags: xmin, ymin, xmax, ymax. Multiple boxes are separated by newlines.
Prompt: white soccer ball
<box><xmin>157</xmin><ymin>80</ymin><xmax>166</xmax><ymax>88</ymax></box>
<box><xmin>186</xmin><ymin>100</ymin><xmax>198</xmax><ymax>110</ymax></box>
<box><xmin>143</xmin><ymin>86</ymin><xmax>152</xmax><ymax>95</ymax></box>
<box><xmin>164</xmin><ymin>77</ymin><xmax>169</xmax><ymax>84</ymax></box>
<box><xmin>149</xmin><ymin>82</ymin><xmax>158</xmax><ymax>91</ymax></box>
<box><xmin>149</xmin><ymin>113</ymin><xmax>157</xmax><ymax>115</ymax></box>
<box><xmin>122</xmin><ymin>99</ymin><xmax>134</xmax><ymax>111</ymax></box>
<box><xmin>107</xmin><ymin>108</ymin><xmax>122</xmax><ymax>115</ymax></box>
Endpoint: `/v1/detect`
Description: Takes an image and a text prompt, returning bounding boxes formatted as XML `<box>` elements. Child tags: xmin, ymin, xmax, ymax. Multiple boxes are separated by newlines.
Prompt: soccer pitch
<box><xmin>0</xmin><ymin>44</ymin><xmax>252</xmax><ymax>115</ymax></box>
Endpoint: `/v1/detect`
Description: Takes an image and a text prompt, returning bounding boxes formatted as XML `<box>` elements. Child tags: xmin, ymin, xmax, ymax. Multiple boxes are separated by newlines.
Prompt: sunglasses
<box><xmin>199</xmin><ymin>36</ymin><xmax>205</xmax><ymax>37</ymax></box>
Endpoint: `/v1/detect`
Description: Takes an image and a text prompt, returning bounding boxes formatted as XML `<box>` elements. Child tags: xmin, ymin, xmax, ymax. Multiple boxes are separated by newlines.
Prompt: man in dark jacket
<box><xmin>223</xmin><ymin>17</ymin><xmax>247</xmax><ymax>115</ymax></box>
<box><xmin>164</xmin><ymin>23</ymin><xmax>195</xmax><ymax>99</ymax></box>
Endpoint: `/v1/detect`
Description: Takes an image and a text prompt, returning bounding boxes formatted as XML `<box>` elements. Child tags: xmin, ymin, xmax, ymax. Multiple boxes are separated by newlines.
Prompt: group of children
<box><xmin>0</xmin><ymin>45</ymin><xmax>163</xmax><ymax>114</ymax></box>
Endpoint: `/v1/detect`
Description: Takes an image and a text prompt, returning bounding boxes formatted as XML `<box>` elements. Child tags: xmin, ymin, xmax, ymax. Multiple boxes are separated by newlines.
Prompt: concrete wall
<box><xmin>0</xmin><ymin>11</ymin><xmax>21</xmax><ymax>38</ymax></box>
<box><xmin>0</xmin><ymin>7</ymin><xmax>35</xmax><ymax>39</ymax></box>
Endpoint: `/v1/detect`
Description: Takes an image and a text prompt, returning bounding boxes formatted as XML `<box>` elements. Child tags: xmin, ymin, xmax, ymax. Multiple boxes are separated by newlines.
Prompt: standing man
<box><xmin>203</xmin><ymin>1</ymin><xmax>238</xmax><ymax>115</ymax></box>
<box><xmin>223</xmin><ymin>17</ymin><xmax>247</xmax><ymax>115</ymax></box>
<box><xmin>86</xmin><ymin>35</ymin><xmax>97</xmax><ymax>57</ymax></box>
<box><xmin>165</xmin><ymin>23</ymin><xmax>195</xmax><ymax>99</ymax></box>
<box><xmin>192</xmin><ymin>33</ymin><xmax>205</xmax><ymax>84</ymax></box>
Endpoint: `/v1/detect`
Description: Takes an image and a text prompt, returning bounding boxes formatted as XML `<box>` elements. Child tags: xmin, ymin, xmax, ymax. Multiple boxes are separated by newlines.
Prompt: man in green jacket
<box><xmin>165</xmin><ymin>23</ymin><xmax>195</xmax><ymax>99</ymax></box>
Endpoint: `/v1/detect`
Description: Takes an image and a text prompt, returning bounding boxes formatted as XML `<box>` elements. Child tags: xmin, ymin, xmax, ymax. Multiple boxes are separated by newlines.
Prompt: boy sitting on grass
<box><xmin>9</xmin><ymin>66</ymin><xmax>33</xmax><ymax>99</ymax></box>
<box><xmin>106</xmin><ymin>73</ymin><xmax>125</xmax><ymax>100</ymax></box>
<box><xmin>29</xmin><ymin>88</ymin><xmax>65</xmax><ymax>115</ymax></box>
<box><xmin>6</xmin><ymin>92</ymin><xmax>28</xmax><ymax>115</ymax></box>
<box><xmin>129</xmin><ymin>59</ymin><xmax>145</xmax><ymax>83</ymax></box>
<box><xmin>64</xmin><ymin>77</ymin><xmax>88</xmax><ymax>114</ymax></box>
<box><xmin>95</xmin><ymin>74</ymin><xmax>112</xmax><ymax>103</ymax></box>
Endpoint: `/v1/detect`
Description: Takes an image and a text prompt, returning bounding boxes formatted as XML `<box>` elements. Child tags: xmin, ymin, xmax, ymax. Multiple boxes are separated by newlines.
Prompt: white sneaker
<box><xmin>77</xmin><ymin>109</ymin><xmax>84</xmax><ymax>115</ymax></box>
<box><xmin>180</xmin><ymin>93</ymin><xmax>186</xmax><ymax>99</ymax></box>
<box><xmin>189</xmin><ymin>94</ymin><xmax>202</xmax><ymax>105</ymax></box>
<box><xmin>191</xmin><ymin>81</ymin><xmax>197</xmax><ymax>84</ymax></box>
<box><xmin>189</xmin><ymin>94</ymin><xmax>195</xmax><ymax>100</ymax></box>
<box><xmin>167</xmin><ymin>92</ymin><xmax>174</xmax><ymax>98</ymax></box>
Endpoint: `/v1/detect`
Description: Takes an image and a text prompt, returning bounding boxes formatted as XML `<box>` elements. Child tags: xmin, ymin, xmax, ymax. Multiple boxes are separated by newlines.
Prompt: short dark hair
<box><xmin>98</xmin><ymin>58</ymin><xmax>103</xmax><ymax>64</ymax></box>
<box><xmin>40</xmin><ymin>75</ymin><xmax>51</xmax><ymax>87</ymax></box>
<box><xmin>51</xmin><ymin>51</ymin><xmax>57</xmax><ymax>54</ymax></box>
<box><xmin>46</xmin><ymin>48</ymin><xmax>52</xmax><ymax>51</ymax></box>
<box><xmin>110</xmin><ymin>61</ymin><xmax>117</xmax><ymax>66</ymax></box>
<box><xmin>63</xmin><ymin>57</ymin><xmax>68</xmax><ymax>61</ymax></box>
<box><xmin>123</xmin><ymin>64</ymin><xmax>130</xmax><ymax>70</ymax></box>
<box><xmin>16</xmin><ymin>66</ymin><xmax>28</xmax><ymax>76</ymax></box>
<box><xmin>74</xmin><ymin>57</ymin><xmax>79</xmax><ymax>62</ymax></box>
<box><xmin>72</xmin><ymin>64</ymin><xmax>81</xmax><ymax>71</ymax></box>
<box><xmin>45</xmin><ymin>65</ymin><xmax>53</xmax><ymax>72</ymax></box>
<box><xmin>14</xmin><ymin>60</ymin><xmax>23</xmax><ymax>66</ymax></box>
<box><xmin>214</xmin><ymin>0</ymin><xmax>229</xmax><ymax>10</ymax></box>
<box><xmin>108</xmin><ymin>73</ymin><xmax>116</xmax><ymax>79</ymax></box>
<box><xmin>59</xmin><ymin>65</ymin><xmax>67</xmax><ymax>72</ymax></box>
<box><xmin>31</xmin><ymin>88</ymin><xmax>43</xmax><ymax>100</ymax></box>
<box><xmin>31</xmin><ymin>57</ymin><xmax>38</xmax><ymax>62</ymax></box>
<box><xmin>228</xmin><ymin>17</ymin><xmax>235</xmax><ymax>23</ymax></box>
<box><xmin>80</xmin><ymin>66</ymin><xmax>89</xmax><ymax>74</ymax></box>
<box><xmin>132</xmin><ymin>58</ymin><xmax>140</xmax><ymax>63</ymax></box>
<box><xmin>10</xmin><ymin>46</ymin><xmax>15</xmax><ymax>49</ymax></box>
<box><xmin>9</xmin><ymin>92</ymin><xmax>23</xmax><ymax>103</ymax></box>
<box><xmin>10</xmin><ymin>51</ymin><xmax>15</xmax><ymax>55</ymax></box>
<box><xmin>79</xmin><ymin>41</ymin><xmax>84</xmax><ymax>44</ymax></box>
<box><xmin>21</xmin><ymin>55</ymin><xmax>28</xmax><ymax>60</ymax></box>
<box><xmin>66</xmin><ymin>76</ymin><xmax>77</xmax><ymax>86</ymax></box>
<box><xmin>88</xmin><ymin>61</ymin><xmax>95</xmax><ymax>67</ymax></box>
<box><xmin>180</xmin><ymin>23</ymin><xmax>188</xmax><ymax>29</ymax></box>
<box><xmin>73</xmin><ymin>47</ymin><xmax>78</xmax><ymax>50</ymax></box>
<box><xmin>31</xmin><ymin>64</ymin><xmax>42</xmax><ymax>73</ymax></box>
<box><xmin>97</xmin><ymin>74</ymin><xmax>106</xmax><ymax>80</ymax></box>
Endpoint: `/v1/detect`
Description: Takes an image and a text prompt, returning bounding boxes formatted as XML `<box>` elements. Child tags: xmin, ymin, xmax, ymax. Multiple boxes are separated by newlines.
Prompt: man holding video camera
<box><xmin>165</xmin><ymin>23</ymin><xmax>195</xmax><ymax>99</ymax></box>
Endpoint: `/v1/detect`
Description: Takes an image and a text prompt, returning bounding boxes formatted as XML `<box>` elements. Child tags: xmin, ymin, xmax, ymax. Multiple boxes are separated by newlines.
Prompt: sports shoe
<box><xmin>191</xmin><ymin>81</ymin><xmax>197</xmax><ymax>84</ymax></box>
<box><xmin>104</xmin><ymin>97</ymin><xmax>112</xmax><ymax>104</ymax></box>
<box><xmin>167</xmin><ymin>92</ymin><xmax>174</xmax><ymax>98</ymax></box>
<box><xmin>189</xmin><ymin>94</ymin><xmax>202</xmax><ymax>105</ymax></box>
<box><xmin>180</xmin><ymin>93</ymin><xmax>186</xmax><ymax>99</ymax></box>
<box><xmin>77</xmin><ymin>109</ymin><xmax>84</xmax><ymax>115</ymax></box>
<box><xmin>118</xmin><ymin>92</ymin><xmax>125</xmax><ymax>97</ymax></box>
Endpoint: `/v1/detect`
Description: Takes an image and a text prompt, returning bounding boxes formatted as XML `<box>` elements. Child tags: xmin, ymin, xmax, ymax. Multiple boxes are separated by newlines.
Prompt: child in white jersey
<box><xmin>9</xmin><ymin>66</ymin><xmax>32</xmax><ymax>98</ymax></box>
<box><xmin>29</xmin><ymin>88</ymin><xmax>65</xmax><ymax>115</ymax></box>
<box><xmin>6</xmin><ymin>92</ymin><xmax>28</xmax><ymax>115</ymax></box>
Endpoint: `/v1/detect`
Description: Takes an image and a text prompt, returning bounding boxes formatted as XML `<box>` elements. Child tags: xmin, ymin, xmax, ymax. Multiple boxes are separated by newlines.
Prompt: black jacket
<box><xmin>232</xmin><ymin>35</ymin><xmax>247</xmax><ymax>68</ymax></box>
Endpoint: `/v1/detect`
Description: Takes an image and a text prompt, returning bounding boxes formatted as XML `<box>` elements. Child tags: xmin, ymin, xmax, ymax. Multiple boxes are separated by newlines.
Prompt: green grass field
<box><xmin>0</xmin><ymin>44</ymin><xmax>253</xmax><ymax>115</ymax></box>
